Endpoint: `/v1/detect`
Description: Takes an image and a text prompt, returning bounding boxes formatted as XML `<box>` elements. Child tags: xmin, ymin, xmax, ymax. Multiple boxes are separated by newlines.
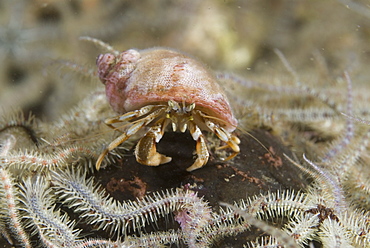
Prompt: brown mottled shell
<box><xmin>97</xmin><ymin>48</ymin><xmax>237</xmax><ymax>132</ymax></box>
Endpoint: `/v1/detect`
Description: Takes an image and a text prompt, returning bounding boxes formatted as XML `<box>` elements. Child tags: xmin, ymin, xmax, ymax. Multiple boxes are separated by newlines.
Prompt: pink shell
<box><xmin>96</xmin><ymin>48</ymin><xmax>237</xmax><ymax>132</ymax></box>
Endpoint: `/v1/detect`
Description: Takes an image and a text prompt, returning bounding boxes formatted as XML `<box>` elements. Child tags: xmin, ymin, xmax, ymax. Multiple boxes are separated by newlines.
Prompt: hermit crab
<box><xmin>95</xmin><ymin>45</ymin><xmax>240</xmax><ymax>171</ymax></box>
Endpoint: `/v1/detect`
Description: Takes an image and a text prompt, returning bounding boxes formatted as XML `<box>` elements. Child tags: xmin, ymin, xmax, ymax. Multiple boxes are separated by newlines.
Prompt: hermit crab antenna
<box><xmin>79</xmin><ymin>36</ymin><xmax>120</xmax><ymax>56</ymax></box>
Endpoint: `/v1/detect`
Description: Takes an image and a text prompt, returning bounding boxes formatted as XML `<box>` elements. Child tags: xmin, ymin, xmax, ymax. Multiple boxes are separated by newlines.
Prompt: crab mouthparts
<box><xmin>167</xmin><ymin>100</ymin><xmax>195</xmax><ymax>133</ymax></box>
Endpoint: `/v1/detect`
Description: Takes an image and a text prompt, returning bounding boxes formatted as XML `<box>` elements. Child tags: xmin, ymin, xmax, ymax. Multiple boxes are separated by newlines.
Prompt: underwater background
<box><xmin>0</xmin><ymin>1</ymin><xmax>369</xmax><ymax>247</ymax></box>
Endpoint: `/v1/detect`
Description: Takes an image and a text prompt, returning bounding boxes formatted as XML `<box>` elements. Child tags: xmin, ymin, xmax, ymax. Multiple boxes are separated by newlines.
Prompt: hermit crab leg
<box><xmin>135</xmin><ymin>118</ymin><xmax>171</xmax><ymax>166</ymax></box>
<box><xmin>186</xmin><ymin>122</ymin><xmax>209</xmax><ymax>171</ymax></box>
<box><xmin>204</xmin><ymin>119</ymin><xmax>240</xmax><ymax>161</ymax></box>
<box><xmin>96</xmin><ymin>107</ymin><xmax>166</xmax><ymax>170</ymax></box>
<box><xmin>103</xmin><ymin>104</ymin><xmax>166</xmax><ymax>132</ymax></box>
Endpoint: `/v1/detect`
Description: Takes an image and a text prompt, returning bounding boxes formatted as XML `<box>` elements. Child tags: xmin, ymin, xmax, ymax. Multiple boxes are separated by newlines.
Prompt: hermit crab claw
<box><xmin>134</xmin><ymin>124</ymin><xmax>172</xmax><ymax>166</ymax></box>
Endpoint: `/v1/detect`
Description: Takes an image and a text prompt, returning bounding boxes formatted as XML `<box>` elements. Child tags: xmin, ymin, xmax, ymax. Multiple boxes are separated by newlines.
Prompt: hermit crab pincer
<box><xmin>96</xmin><ymin>46</ymin><xmax>240</xmax><ymax>171</ymax></box>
